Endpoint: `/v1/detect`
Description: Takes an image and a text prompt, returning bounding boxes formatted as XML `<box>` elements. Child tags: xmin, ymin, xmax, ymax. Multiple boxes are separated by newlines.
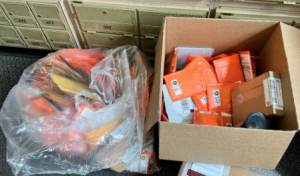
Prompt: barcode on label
<box><xmin>180</xmin><ymin>99</ymin><xmax>190</xmax><ymax>113</ymax></box>
<box><xmin>263</xmin><ymin>77</ymin><xmax>284</xmax><ymax>110</ymax></box>
<box><xmin>242</xmin><ymin>65</ymin><xmax>251</xmax><ymax>71</ymax></box>
<box><xmin>201</xmin><ymin>96</ymin><xmax>208</xmax><ymax>105</ymax></box>
<box><xmin>171</xmin><ymin>79</ymin><xmax>182</xmax><ymax>95</ymax></box>
<box><xmin>213</xmin><ymin>90</ymin><xmax>221</xmax><ymax>107</ymax></box>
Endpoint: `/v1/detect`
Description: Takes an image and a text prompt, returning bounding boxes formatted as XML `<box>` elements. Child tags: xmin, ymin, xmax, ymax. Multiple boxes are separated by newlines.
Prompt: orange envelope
<box><xmin>207</xmin><ymin>83</ymin><xmax>241</xmax><ymax>112</ymax></box>
<box><xmin>206</xmin><ymin>53</ymin><xmax>229</xmax><ymax>63</ymax></box>
<box><xmin>186</xmin><ymin>56</ymin><xmax>195</xmax><ymax>65</ymax></box>
<box><xmin>165</xmin><ymin>50</ymin><xmax>178</xmax><ymax>75</ymax></box>
<box><xmin>213</xmin><ymin>54</ymin><xmax>245</xmax><ymax>83</ymax></box>
<box><xmin>239</xmin><ymin>51</ymin><xmax>254</xmax><ymax>82</ymax></box>
<box><xmin>185</xmin><ymin>55</ymin><xmax>219</xmax><ymax>91</ymax></box>
<box><xmin>221</xmin><ymin>112</ymin><xmax>233</xmax><ymax>127</ymax></box>
<box><xmin>192</xmin><ymin>91</ymin><xmax>208</xmax><ymax>111</ymax></box>
<box><xmin>193</xmin><ymin>110</ymin><xmax>223</xmax><ymax>126</ymax></box>
<box><xmin>164</xmin><ymin>68</ymin><xmax>204</xmax><ymax>102</ymax></box>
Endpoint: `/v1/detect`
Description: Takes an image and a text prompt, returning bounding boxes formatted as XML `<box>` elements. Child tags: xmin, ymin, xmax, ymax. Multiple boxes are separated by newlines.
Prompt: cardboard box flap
<box><xmin>159</xmin><ymin>122</ymin><xmax>295</xmax><ymax>169</ymax></box>
<box><xmin>164</xmin><ymin>17</ymin><xmax>278</xmax><ymax>60</ymax></box>
<box><xmin>144</xmin><ymin>21</ymin><xmax>166</xmax><ymax>133</ymax></box>
<box><xmin>280</xmin><ymin>23</ymin><xmax>300</xmax><ymax>130</ymax></box>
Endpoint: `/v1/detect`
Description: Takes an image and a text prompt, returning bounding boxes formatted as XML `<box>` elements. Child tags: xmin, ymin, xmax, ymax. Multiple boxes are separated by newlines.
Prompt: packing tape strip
<box><xmin>276</xmin><ymin>131</ymin><xmax>300</xmax><ymax>175</ymax></box>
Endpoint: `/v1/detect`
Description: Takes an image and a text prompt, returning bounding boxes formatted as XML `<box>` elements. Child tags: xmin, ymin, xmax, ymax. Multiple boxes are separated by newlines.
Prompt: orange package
<box><xmin>252</xmin><ymin>60</ymin><xmax>257</xmax><ymax>78</ymax></box>
<box><xmin>213</xmin><ymin>54</ymin><xmax>245</xmax><ymax>83</ymax></box>
<box><xmin>165</xmin><ymin>50</ymin><xmax>178</xmax><ymax>75</ymax></box>
<box><xmin>238</xmin><ymin>51</ymin><xmax>254</xmax><ymax>82</ymax></box>
<box><xmin>192</xmin><ymin>91</ymin><xmax>208</xmax><ymax>111</ymax></box>
<box><xmin>206</xmin><ymin>53</ymin><xmax>229</xmax><ymax>64</ymax></box>
<box><xmin>207</xmin><ymin>83</ymin><xmax>241</xmax><ymax>112</ymax></box>
<box><xmin>186</xmin><ymin>56</ymin><xmax>195</xmax><ymax>65</ymax></box>
<box><xmin>164</xmin><ymin>67</ymin><xmax>204</xmax><ymax>102</ymax></box>
<box><xmin>193</xmin><ymin>110</ymin><xmax>223</xmax><ymax>126</ymax></box>
<box><xmin>221</xmin><ymin>112</ymin><xmax>233</xmax><ymax>127</ymax></box>
<box><xmin>185</xmin><ymin>55</ymin><xmax>219</xmax><ymax>90</ymax></box>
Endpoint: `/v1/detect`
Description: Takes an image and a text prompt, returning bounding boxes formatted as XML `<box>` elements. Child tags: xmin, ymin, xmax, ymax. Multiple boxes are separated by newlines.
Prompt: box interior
<box><xmin>145</xmin><ymin>17</ymin><xmax>300</xmax><ymax>132</ymax></box>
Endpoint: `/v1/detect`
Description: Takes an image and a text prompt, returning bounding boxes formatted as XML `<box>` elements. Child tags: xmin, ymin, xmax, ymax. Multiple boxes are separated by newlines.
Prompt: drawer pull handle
<box><xmin>103</xmin><ymin>11</ymin><xmax>107</xmax><ymax>15</ymax></box>
<box><xmin>109</xmin><ymin>37</ymin><xmax>114</xmax><ymax>40</ymax></box>
<box><xmin>38</xmin><ymin>14</ymin><xmax>42</xmax><ymax>18</ymax></box>
<box><xmin>24</xmin><ymin>36</ymin><xmax>28</xmax><ymax>39</ymax></box>
<box><xmin>50</xmin><ymin>39</ymin><xmax>54</xmax><ymax>41</ymax></box>
<box><xmin>8</xmin><ymin>12</ymin><xmax>13</xmax><ymax>16</ymax></box>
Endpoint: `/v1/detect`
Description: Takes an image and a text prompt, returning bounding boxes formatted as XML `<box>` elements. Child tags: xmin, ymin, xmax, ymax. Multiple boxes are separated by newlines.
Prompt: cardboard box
<box><xmin>145</xmin><ymin>17</ymin><xmax>300</xmax><ymax>169</ymax></box>
<box><xmin>178</xmin><ymin>162</ymin><xmax>262</xmax><ymax>176</ymax></box>
<box><xmin>232</xmin><ymin>71</ymin><xmax>285</xmax><ymax>125</ymax></box>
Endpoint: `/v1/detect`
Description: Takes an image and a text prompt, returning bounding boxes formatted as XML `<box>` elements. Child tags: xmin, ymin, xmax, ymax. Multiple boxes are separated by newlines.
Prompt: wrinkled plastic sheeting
<box><xmin>0</xmin><ymin>46</ymin><xmax>153</xmax><ymax>176</ymax></box>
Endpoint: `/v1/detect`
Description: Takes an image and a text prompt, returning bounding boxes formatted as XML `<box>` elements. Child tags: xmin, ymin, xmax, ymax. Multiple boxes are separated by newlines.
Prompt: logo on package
<box><xmin>187</xmin><ymin>169</ymin><xmax>204</xmax><ymax>176</ymax></box>
<box><xmin>171</xmin><ymin>79</ymin><xmax>182</xmax><ymax>95</ymax></box>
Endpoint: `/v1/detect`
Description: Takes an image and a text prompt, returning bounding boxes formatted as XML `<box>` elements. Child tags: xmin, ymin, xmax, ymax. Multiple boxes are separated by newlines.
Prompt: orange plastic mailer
<box><xmin>165</xmin><ymin>50</ymin><xmax>178</xmax><ymax>75</ymax></box>
<box><xmin>192</xmin><ymin>91</ymin><xmax>208</xmax><ymax>111</ymax></box>
<box><xmin>238</xmin><ymin>51</ymin><xmax>254</xmax><ymax>82</ymax></box>
<box><xmin>207</xmin><ymin>83</ymin><xmax>241</xmax><ymax>112</ymax></box>
<box><xmin>164</xmin><ymin>68</ymin><xmax>204</xmax><ymax>102</ymax></box>
<box><xmin>186</xmin><ymin>56</ymin><xmax>195</xmax><ymax>65</ymax></box>
<box><xmin>185</xmin><ymin>55</ymin><xmax>219</xmax><ymax>91</ymax></box>
<box><xmin>206</xmin><ymin>53</ymin><xmax>229</xmax><ymax>64</ymax></box>
<box><xmin>193</xmin><ymin>110</ymin><xmax>223</xmax><ymax>126</ymax></box>
<box><xmin>221</xmin><ymin>112</ymin><xmax>233</xmax><ymax>127</ymax></box>
<box><xmin>213</xmin><ymin>54</ymin><xmax>245</xmax><ymax>83</ymax></box>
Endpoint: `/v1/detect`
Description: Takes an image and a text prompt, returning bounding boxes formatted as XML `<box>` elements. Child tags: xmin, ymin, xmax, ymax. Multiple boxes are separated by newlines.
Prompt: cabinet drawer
<box><xmin>0</xmin><ymin>38</ymin><xmax>26</xmax><ymax>47</ymax></box>
<box><xmin>43</xmin><ymin>29</ymin><xmax>72</xmax><ymax>43</ymax></box>
<box><xmin>73</xmin><ymin>3</ymin><xmax>138</xmax><ymax>35</ymax></box>
<box><xmin>28</xmin><ymin>2</ymin><xmax>65</xmax><ymax>29</ymax></box>
<box><xmin>138</xmin><ymin>10</ymin><xmax>205</xmax><ymax>37</ymax></box>
<box><xmin>50</xmin><ymin>42</ymin><xmax>75</xmax><ymax>50</ymax></box>
<box><xmin>0</xmin><ymin>1</ymin><xmax>38</xmax><ymax>27</ymax></box>
<box><xmin>0</xmin><ymin>6</ymin><xmax>10</xmax><ymax>25</ymax></box>
<box><xmin>140</xmin><ymin>37</ymin><xmax>157</xmax><ymax>56</ymax></box>
<box><xmin>83</xmin><ymin>32</ymin><xmax>139</xmax><ymax>48</ymax></box>
<box><xmin>16</xmin><ymin>27</ymin><xmax>47</xmax><ymax>41</ymax></box>
<box><xmin>10</xmin><ymin>17</ymin><xmax>38</xmax><ymax>27</ymax></box>
<box><xmin>0</xmin><ymin>25</ymin><xmax>20</xmax><ymax>38</ymax></box>
<box><xmin>26</xmin><ymin>40</ymin><xmax>50</xmax><ymax>49</ymax></box>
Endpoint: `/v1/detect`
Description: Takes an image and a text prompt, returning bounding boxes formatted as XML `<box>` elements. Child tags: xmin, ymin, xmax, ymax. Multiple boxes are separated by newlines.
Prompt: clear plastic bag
<box><xmin>0</xmin><ymin>46</ymin><xmax>153</xmax><ymax>176</ymax></box>
<box><xmin>124</xmin><ymin>129</ymin><xmax>161</xmax><ymax>175</ymax></box>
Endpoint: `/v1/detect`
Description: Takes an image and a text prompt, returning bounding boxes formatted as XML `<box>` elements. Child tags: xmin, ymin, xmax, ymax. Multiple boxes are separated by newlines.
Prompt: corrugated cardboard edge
<box><xmin>280</xmin><ymin>22</ymin><xmax>300</xmax><ymax>130</ymax></box>
<box><xmin>178</xmin><ymin>162</ymin><xmax>262</xmax><ymax>176</ymax></box>
<box><xmin>144</xmin><ymin>19</ymin><xmax>166</xmax><ymax>133</ymax></box>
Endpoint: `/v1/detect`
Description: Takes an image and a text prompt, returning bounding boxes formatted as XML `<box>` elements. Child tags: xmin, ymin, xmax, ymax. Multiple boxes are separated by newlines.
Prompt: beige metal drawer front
<box><xmin>0</xmin><ymin>38</ymin><xmax>26</xmax><ymax>47</ymax></box>
<box><xmin>50</xmin><ymin>42</ymin><xmax>75</xmax><ymax>50</ymax></box>
<box><xmin>140</xmin><ymin>37</ymin><xmax>157</xmax><ymax>56</ymax></box>
<box><xmin>16</xmin><ymin>27</ymin><xmax>47</xmax><ymax>41</ymax></box>
<box><xmin>0</xmin><ymin>6</ymin><xmax>10</xmax><ymax>25</ymax></box>
<box><xmin>83</xmin><ymin>32</ymin><xmax>139</xmax><ymax>48</ymax></box>
<box><xmin>43</xmin><ymin>29</ymin><xmax>72</xmax><ymax>43</ymax></box>
<box><xmin>26</xmin><ymin>40</ymin><xmax>51</xmax><ymax>49</ymax></box>
<box><xmin>138</xmin><ymin>10</ymin><xmax>206</xmax><ymax>37</ymax></box>
<box><xmin>219</xmin><ymin>15</ymin><xmax>294</xmax><ymax>25</ymax></box>
<box><xmin>0</xmin><ymin>25</ymin><xmax>20</xmax><ymax>38</ymax></box>
<box><xmin>0</xmin><ymin>1</ymin><xmax>38</xmax><ymax>27</ymax></box>
<box><xmin>73</xmin><ymin>3</ymin><xmax>138</xmax><ymax>35</ymax></box>
<box><xmin>28</xmin><ymin>2</ymin><xmax>65</xmax><ymax>29</ymax></box>
<box><xmin>222</xmin><ymin>0</ymin><xmax>300</xmax><ymax>5</ymax></box>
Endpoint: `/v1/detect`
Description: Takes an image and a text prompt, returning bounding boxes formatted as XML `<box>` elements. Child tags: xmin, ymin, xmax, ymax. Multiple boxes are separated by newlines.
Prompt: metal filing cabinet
<box><xmin>0</xmin><ymin>0</ymin><xmax>79</xmax><ymax>50</ymax></box>
<box><xmin>28</xmin><ymin>2</ymin><xmax>66</xmax><ymax>29</ymax></box>
<box><xmin>72</xmin><ymin>3</ymin><xmax>138</xmax><ymax>35</ymax></box>
<box><xmin>0</xmin><ymin>1</ymin><xmax>39</xmax><ymax>27</ymax></box>
<box><xmin>16</xmin><ymin>26</ymin><xmax>51</xmax><ymax>49</ymax></box>
<box><xmin>83</xmin><ymin>32</ymin><xmax>139</xmax><ymax>48</ymax></box>
<box><xmin>215</xmin><ymin>7</ymin><xmax>300</xmax><ymax>26</ymax></box>
<box><xmin>138</xmin><ymin>8</ymin><xmax>208</xmax><ymax>38</ymax></box>
<box><xmin>0</xmin><ymin>25</ymin><xmax>26</xmax><ymax>47</ymax></box>
<box><xmin>43</xmin><ymin>28</ymin><xmax>75</xmax><ymax>49</ymax></box>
